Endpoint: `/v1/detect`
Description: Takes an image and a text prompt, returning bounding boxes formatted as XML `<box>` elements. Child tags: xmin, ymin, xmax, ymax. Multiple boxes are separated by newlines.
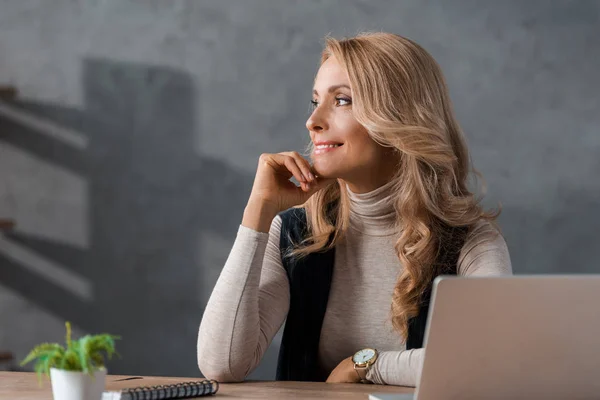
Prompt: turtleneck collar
<box><xmin>345</xmin><ymin>179</ymin><xmax>398</xmax><ymax>236</ymax></box>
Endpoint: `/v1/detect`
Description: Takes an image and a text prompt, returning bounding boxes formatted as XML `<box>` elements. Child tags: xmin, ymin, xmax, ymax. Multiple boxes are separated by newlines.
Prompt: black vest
<box><xmin>275</xmin><ymin>207</ymin><xmax>467</xmax><ymax>382</ymax></box>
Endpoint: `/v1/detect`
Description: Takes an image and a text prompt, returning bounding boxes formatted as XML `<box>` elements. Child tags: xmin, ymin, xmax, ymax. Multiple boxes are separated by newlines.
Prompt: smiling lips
<box><xmin>313</xmin><ymin>141</ymin><xmax>343</xmax><ymax>155</ymax></box>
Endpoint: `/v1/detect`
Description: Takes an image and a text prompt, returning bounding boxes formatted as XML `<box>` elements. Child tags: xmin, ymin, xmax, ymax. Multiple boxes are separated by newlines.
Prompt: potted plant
<box><xmin>21</xmin><ymin>321</ymin><xmax>119</xmax><ymax>400</ymax></box>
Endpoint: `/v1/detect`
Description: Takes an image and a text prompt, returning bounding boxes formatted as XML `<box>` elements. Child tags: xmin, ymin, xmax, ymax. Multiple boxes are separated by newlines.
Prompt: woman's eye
<box><xmin>336</xmin><ymin>97</ymin><xmax>352</xmax><ymax>106</ymax></box>
<box><xmin>310</xmin><ymin>97</ymin><xmax>351</xmax><ymax>110</ymax></box>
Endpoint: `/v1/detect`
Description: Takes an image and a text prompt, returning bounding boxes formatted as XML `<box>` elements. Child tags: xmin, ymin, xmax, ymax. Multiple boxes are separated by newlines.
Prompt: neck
<box><xmin>343</xmin><ymin>172</ymin><xmax>396</xmax><ymax>194</ymax></box>
<box><xmin>345</xmin><ymin>179</ymin><xmax>398</xmax><ymax>236</ymax></box>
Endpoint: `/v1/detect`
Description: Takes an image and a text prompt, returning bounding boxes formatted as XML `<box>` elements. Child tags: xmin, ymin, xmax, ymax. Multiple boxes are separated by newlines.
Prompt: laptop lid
<box><xmin>416</xmin><ymin>275</ymin><xmax>600</xmax><ymax>400</ymax></box>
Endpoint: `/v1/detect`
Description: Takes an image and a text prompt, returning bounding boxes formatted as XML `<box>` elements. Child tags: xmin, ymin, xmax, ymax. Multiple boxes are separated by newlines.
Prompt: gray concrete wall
<box><xmin>0</xmin><ymin>0</ymin><xmax>598</xmax><ymax>379</ymax></box>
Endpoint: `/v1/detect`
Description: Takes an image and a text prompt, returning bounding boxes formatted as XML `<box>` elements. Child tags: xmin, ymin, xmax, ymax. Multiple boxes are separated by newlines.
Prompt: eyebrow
<box><xmin>312</xmin><ymin>84</ymin><xmax>351</xmax><ymax>96</ymax></box>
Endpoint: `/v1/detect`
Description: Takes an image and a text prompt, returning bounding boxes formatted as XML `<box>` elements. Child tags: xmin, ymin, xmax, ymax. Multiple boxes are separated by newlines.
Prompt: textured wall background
<box><xmin>0</xmin><ymin>0</ymin><xmax>598</xmax><ymax>379</ymax></box>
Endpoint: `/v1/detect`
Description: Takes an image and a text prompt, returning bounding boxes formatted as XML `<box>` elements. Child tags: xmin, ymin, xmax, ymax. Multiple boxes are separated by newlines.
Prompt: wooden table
<box><xmin>0</xmin><ymin>372</ymin><xmax>414</xmax><ymax>399</ymax></box>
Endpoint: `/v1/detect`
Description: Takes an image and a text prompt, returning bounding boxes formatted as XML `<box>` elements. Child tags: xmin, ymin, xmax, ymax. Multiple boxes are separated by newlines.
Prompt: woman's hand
<box><xmin>326</xmin><ymin>357</ymin><xmax>362</xmax><ymax>384</ymax></box>
<box><xmin>242</xmin><ymin>152</ymin><xmax>335</xmax><ymax>232</ymax></box>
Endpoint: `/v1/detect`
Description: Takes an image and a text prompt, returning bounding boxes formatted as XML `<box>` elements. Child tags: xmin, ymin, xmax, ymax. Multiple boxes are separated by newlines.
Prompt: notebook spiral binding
<box><xmin>121</xmin><ymin>379</ymin><xmax>219</xmax><ymax>400</ymax></box>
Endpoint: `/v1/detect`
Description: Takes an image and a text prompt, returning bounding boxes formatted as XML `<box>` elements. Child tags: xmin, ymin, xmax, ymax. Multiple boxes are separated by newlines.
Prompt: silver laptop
<box><xmin>370</xmin><ymin>275</ymin><xmax>600</xmax><ymax>400</ymax></box>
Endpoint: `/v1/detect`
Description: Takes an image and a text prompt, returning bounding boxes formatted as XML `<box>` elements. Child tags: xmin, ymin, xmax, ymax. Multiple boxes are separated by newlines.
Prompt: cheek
<box><xmin>337</xmin><ymin>117</ymin><xmax>371</xmax><ymax>148</ymax></box>
<box><xmin>310</xmin><ymin>113</ymin><xmax>383</xmax><ymax>177</ymax></box>
<box><xmin>344</xmin><ymin>128</ymin><xmax>379</xmax><ymax>160</ymax></box>
<box><xmin>342</xmin><ymin>130</ymin><xmax>394</xmax><ymax>174</ymax></box>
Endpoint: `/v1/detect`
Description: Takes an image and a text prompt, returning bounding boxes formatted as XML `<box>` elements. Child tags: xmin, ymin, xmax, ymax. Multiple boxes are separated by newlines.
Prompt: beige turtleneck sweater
<box><xmin>197</xmin><ymin>181</ymin><xmax>512</xmax><ymax>386</ymax></box>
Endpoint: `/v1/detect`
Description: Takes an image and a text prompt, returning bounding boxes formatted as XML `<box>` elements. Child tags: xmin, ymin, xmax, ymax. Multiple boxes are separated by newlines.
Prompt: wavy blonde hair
<box><xmin>291</xmin><ymin>32</ymin><xmax>499</xmax><ymax>341</ymax></box>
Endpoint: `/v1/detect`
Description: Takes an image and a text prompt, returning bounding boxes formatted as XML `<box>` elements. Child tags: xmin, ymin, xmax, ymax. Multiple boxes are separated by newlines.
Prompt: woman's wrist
<box><xmin>242</xmin><ymin>198</ymin><xmax>279</xmax><ymax>233</ymax></box>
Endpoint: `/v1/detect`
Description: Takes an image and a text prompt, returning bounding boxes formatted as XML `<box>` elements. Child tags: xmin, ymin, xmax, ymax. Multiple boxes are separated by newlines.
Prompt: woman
<box><xmin>197</xmin><ymin>32</ymin><xmax>511</xmax><ymax>387</ymax></box>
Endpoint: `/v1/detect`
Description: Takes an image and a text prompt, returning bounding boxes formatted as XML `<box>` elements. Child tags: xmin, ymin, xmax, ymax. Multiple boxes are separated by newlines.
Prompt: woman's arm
<box><xmin>366</xmin><ymin>349</ymin><xmax>425</xmax><ymax>386</ymax></box>
<box><xmin>197</xmin><ymin>148</ymin><xmax>333</xmax><ymax>382</ymax></box>
<box><xmin>197</xmin><ymin>216</ymin><xmax>289</xmax><ymax>382</ymax></box>
<box><xmin>365</xmin><ymin>221</ymin><xmax>512</xmax><ymax>386</ymax></box>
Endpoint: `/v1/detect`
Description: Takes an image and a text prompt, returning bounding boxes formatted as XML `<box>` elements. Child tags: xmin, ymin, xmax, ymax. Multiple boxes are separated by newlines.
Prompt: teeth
<box><xmin>316</xmin><ymin>144</ymin><xmax>341</xmax><ymax>149</ymax></box>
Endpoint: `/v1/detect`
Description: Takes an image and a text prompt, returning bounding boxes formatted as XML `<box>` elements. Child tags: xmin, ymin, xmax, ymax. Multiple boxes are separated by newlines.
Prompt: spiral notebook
<box><xmin>102</xmin><ymin>379</ymin><xmax>219</xmax><ymax>400</ymax></box>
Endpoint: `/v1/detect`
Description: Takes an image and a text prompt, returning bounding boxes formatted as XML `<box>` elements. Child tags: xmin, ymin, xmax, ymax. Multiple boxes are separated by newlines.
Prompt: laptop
<box><xmin>370</xmin><ymin>275</ymin><xmax>600</xmax><ymax>400</ymax></box>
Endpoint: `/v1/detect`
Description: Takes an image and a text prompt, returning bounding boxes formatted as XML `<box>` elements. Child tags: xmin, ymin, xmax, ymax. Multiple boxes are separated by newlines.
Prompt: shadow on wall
<box><xmin>0</xmin><ymin>58</ymin><xmax>284</xmax><ymax>377</ymax></box>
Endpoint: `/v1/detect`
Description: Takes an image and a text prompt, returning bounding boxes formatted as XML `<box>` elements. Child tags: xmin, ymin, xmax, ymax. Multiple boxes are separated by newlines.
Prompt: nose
<box><xmin>306</xmin><ymin>107</ymin><xmax>328</xmax><ymax>134</ymax></box>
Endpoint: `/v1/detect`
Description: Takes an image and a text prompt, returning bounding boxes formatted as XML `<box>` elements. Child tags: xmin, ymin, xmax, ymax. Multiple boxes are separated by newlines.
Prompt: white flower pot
<box><xmin>50</xmin><ymin>367</ymin><xmax>107</xmax><ymax>400</ymax></box>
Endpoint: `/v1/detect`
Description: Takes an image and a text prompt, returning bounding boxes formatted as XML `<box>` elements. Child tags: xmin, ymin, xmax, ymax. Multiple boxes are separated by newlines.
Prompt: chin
<box><xmin>311</xmin><ymin>162</ymin><xmax>343</xmax><ymax>180</ymax></box>
<box><xmin>310</xmin><ymin>148</ymin><xmax>348</xmax><ymax>179</ymax></box>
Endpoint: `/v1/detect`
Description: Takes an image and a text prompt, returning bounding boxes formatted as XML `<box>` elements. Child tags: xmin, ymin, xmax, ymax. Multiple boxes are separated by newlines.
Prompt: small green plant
<box><xmin>20</xmin><ymin>321</ymin><xmax>120</xmax><ymax>381</ymax></box>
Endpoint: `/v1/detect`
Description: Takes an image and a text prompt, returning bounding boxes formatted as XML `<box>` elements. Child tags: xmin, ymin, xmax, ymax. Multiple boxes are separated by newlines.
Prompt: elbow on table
<box><xmin>197</xmin><ymin>355</ymin><xmax>247</xmax><ymax>383</ymax></box>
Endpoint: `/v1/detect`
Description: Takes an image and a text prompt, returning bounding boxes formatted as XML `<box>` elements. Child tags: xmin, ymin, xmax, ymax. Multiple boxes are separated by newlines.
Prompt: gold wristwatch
<box><xmin>352</xmin><ymin>348</ymin><xmax>378</xmax><ymax>383</ymax></box>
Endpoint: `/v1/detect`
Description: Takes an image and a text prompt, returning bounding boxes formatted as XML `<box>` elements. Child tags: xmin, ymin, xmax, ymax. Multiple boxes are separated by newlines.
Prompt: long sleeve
<box><xmin>197</xmin><ymin>216</ymin><xmax>289</xmax><ymax>382</ymax></box>
<box><xmin>366</xmin><ymin>221</ymin><xmax>512</xmax><ymax>386</ymax></box>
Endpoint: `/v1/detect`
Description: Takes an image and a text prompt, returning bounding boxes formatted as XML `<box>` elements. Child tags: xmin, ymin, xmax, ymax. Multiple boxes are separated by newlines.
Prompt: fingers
<box><xmin>281</xmin><ymin>155</ymin><xmax>308</xmax><ymax>186</ymax></box>
<box><xmin>261</xmin><ymin>151</ymin><xmax>326</xmax><ymax>194</ymax></box>
<box><xmin>282</xmin><ymin>152</ymin><xmax>315</xmax><ymax>183</ymax></box>
<box><xmin>300</xmin><ymin>177</ymin><xmax>336</xmax><ymax>198</ymax></box>
<box><xmin>261</xmin><ymin>153</ymin><xmax>306</xmax><ymax>184</ymax></box>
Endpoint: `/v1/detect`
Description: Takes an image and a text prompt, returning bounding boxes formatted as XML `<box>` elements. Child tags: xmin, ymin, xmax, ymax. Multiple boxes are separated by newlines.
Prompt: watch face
<box><xmin>353</xmin><ymin>348</ymin><xmax>376</xmax><ymax>364</ymax></box>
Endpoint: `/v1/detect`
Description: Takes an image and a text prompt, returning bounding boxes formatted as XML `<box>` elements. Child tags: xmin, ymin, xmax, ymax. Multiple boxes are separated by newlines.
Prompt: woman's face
<box><xmin>307</xmin><ymin>56</ymin><xmax>397</xmax><ymax>192</ymax></box>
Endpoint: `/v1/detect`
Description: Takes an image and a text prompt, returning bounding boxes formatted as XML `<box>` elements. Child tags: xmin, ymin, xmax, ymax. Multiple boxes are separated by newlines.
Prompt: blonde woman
<box><xmin>197</xmin><ymin>32</ymin><xmax>512</xmax><ymax>387</ymax></box>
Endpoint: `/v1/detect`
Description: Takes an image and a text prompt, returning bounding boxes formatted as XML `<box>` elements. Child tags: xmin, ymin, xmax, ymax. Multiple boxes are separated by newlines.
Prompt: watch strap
<box><xmin>353</xmin><ymin>363</ymin><xmax>370</xmax><ymax>383</ymax></box>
